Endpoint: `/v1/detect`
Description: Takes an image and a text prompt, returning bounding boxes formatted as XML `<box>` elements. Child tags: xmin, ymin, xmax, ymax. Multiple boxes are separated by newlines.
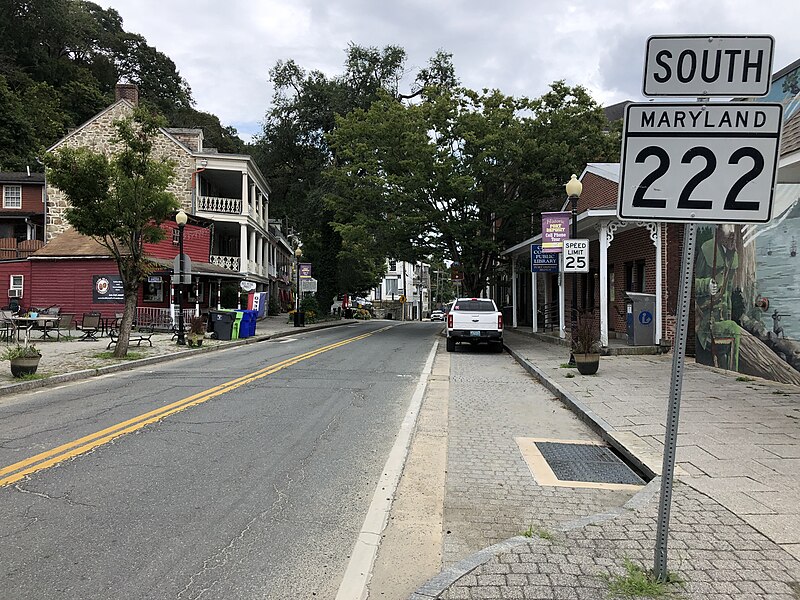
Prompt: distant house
<box><xmin>0</xmin><ymin>170</ymin><xmax>46</xmax><ymax>259</ymax></box>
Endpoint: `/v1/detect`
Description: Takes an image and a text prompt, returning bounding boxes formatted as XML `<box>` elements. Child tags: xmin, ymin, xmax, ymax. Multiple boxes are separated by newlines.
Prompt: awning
<box><xmin>147</xmin><ymin>257</ymin><xmax>244</xmax><ymax>279</ymax></box>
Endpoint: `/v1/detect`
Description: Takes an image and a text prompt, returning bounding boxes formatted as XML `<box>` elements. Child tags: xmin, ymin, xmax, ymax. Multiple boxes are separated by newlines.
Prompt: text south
<box><xmin>640</xmin><ymin>109</ymin><xmax>768</xmax><ymax>129</ymax></box>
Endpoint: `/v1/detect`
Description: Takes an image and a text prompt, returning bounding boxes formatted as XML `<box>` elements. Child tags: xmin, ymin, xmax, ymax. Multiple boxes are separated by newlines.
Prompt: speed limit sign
<box><xmin>618</xmin><ymin>102</ymin><xmax>782</xmax><ymax>223</ymax></box>
<box><xmin>562</xmin><ymin>239</ymin><xmax>589</xmax><ymax>273</ymax></box>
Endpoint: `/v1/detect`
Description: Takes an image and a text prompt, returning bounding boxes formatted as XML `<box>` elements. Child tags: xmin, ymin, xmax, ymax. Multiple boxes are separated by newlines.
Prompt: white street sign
<box><xmin>618</xmin><ymin>102</ymin><xmax>782</xmax><ymax>223</ymax></box>
<box><xmin>643</xmin><ymin>35</ymin><xmax>774</xmax><ymax>97</ymax></box>
<box><xmin>562</xmin><ymin>239</ymin><xmax>589</xmax><ymax>273</ymax></box>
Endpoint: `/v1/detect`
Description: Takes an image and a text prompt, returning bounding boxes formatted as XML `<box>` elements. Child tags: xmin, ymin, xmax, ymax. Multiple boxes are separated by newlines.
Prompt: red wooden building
<box><xmin>0</xmin><ymin>215</ymin><xmax>242</xmax><ymax>327</ymax></box>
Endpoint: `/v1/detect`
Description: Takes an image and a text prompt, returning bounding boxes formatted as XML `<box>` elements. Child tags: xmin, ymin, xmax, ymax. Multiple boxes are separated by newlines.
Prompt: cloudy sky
<box><xmin>98</xmin><ymin>0</ymin><xmax>800</xmax><ymax>142</ymax></box>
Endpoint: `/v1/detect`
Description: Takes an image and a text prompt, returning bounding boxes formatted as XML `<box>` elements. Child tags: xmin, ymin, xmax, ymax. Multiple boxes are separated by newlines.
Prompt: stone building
<box><xmin>46</xmin><ymin>83</ymin><xmax>271</xmax><ymax>291</ymax></box>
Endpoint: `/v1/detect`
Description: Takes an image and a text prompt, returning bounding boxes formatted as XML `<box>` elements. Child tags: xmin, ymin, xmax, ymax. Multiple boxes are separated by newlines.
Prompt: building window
<box><xmin>9</xmin><ymin>275</ymin><xmax>23</xmax><ymax>296</ymax></box>
<box><xmin>624</xmin><ymin>262</ymin><xmax>634</xmax><ymax>292</ymax></box>
<box><xmin>172</xmin><ymin>228</ymin><xmax>180</xmax><ymax>246</ymax></box>
<box><xmin>635</xmin><ymin>260</ymin><xmax>646</xmax><ymax>292</ymax></box>
<box><xmin>608</xmin><ymin>266</ymin><xmax>615</xmax><ymax>302</ymax></box>
<box><xmin>143</xmin><ymin>280</ymin><xmax>164</xmax><ymax>302</ymax></box>
<box><xmin>3</xmin><ymin>186</ymin><xmax>22</xmax><ymax>209</ymax></box>
<box><xmin>388</xmin><ymin>259</ymin><xmax>397</xmax><ymax>272</ymax></box>
<box><xmin>386</xmin><ymin>278</ymin><xmax>399</xmax><ymax>296</ymax></box>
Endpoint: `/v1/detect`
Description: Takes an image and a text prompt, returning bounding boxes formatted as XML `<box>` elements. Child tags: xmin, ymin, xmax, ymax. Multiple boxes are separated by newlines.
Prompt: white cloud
<box><xmin>99</xmin><ymin>0</ymin><xmax>800</xmax><ymax>141</ymax></box>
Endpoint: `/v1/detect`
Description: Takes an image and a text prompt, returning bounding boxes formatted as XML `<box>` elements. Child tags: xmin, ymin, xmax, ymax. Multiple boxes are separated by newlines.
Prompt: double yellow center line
<box><xmin>0</xmin><ymin>327</ymin><xmax>389</xmax><ymax>488</ymax></box>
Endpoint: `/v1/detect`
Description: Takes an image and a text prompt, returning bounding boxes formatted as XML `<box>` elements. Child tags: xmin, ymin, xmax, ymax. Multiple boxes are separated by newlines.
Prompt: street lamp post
<box><xmin>565</xmin><ymin>174</ymin><xmax>583</xmax><ymax>365</ymax></box>
<box><xmin>175</xmin><ymin>209</ymin><xmax>188</xmax><ymax>345</ymax></box>
<box><xmin>294</xmin><ymin>246</ymin><xmax>302</xmax><ymax>327</ymax></box>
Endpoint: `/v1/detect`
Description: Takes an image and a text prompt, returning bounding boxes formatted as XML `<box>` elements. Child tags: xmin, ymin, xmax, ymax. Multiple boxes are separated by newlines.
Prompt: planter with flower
<box><xmin>2</xmin><ymin>343</ymin><xmax>42</xmax><ymax>377</ymax></box>
<box><xmin>571</xmin><ymin>311</ymin><xmax>601</xmax><ymax>375</ymax></box>
<box><xmin>187</xmin><ymin>316</ymin><xmax>206</xmax><ymax>348</ymax></box>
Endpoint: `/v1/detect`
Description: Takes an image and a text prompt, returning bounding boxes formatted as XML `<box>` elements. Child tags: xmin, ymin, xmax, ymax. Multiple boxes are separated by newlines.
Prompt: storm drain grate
<box><xmin>535</xmin><ymin>441</ymin><xmax>644</xmax><ymax>485</ymax></box>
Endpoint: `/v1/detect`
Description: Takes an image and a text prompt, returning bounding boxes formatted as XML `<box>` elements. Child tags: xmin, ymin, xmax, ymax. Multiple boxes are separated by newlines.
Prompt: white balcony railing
<box><xmin>210</xmin><ymin>255</ymin><xmax>241</xmax><ymax>271</ymax></box>
<box><xmin>198</xmin><ymin>196</ymin><xmax>242</xmax><ymax>214</ymax></box>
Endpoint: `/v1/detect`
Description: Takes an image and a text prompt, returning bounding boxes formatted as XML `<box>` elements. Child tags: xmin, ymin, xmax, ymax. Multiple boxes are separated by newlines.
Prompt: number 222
<box><xmin>632</xmin><ymin>145</ymin><xmax>763</xmax><ymax>211</ymax></box>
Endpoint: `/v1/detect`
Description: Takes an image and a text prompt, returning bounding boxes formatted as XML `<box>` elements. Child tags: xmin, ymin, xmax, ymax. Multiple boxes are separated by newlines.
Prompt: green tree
<box><xmin>253</xmin><ymin>45</ymin><xmax>456</xmax><ymax>310</ymax></box>
<box><xmin>45</xmin><ymin>108</ymin><xmax>180</xmax><ymax>357</ymax></box>
<box><xmin>326</xmin><ymin>81</ymin><xmax>618</xmax><ymax>295</ymax></box>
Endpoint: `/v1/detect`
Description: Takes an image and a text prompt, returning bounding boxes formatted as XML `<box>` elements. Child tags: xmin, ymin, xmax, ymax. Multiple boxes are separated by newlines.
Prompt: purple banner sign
<box><xmin>299</xmin><ymin>263</ymin><xmax>312</xmax><ymax>279</ymax></box>
<box><xmin>541</xmin><ymin>211</ymin><xmax>571</xmax><ymax>253</ymax></box>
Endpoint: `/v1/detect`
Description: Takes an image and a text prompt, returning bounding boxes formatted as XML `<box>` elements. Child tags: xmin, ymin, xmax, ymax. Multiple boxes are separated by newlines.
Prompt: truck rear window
<box><xmin>453</xmin><ymin>300</ymin><xmax>495</xmax><ymax>311</ymax></box>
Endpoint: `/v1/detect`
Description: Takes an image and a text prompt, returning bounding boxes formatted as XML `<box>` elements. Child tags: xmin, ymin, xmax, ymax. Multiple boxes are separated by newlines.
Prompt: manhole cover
<box><xmin>535</xmin><ymin>441</ymin><xmax>644</xmax><ymax>485</ymax></box>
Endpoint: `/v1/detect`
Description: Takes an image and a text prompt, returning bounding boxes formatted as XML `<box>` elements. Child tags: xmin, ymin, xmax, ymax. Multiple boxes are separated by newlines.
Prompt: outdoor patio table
<box><xmin>11</xmin><ymin>316</ymin><xmax>58</xmax><ymax>342</ymax></box>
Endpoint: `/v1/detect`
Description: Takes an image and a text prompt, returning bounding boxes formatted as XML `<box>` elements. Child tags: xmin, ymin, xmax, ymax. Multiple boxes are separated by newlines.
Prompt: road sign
<box><xmin>530</xmin><ymin>244</ymin><xmax>559</xmax><ymax>273</ymax></box>
<box><xmin>643</xmin><ymin>35</ymin><xmax>774</xmax><ymax>97</ymax></box>
<box><xmin>562</xmin><ymin>239</ymin><xmax>589</xmax><ymax>273</ymax></box>
<box><xmin>617</xmin><ymin>102</ymin><xmax>782</xmax><ymax>223</ymax></box>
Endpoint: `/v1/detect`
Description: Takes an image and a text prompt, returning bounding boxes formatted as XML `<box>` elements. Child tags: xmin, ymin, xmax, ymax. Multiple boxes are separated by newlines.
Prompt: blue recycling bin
<box><xmin>235</xmin><ymin>309</ymin><xmax>258</xmax><ymax>338</ymax></box>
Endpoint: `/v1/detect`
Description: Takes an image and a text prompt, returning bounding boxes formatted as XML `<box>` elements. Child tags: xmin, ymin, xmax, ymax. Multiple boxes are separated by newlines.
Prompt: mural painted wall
<box><xmin>695</xmin><ymin>61</ymin><xmax>800</xmax><ymax>385</ymax></box>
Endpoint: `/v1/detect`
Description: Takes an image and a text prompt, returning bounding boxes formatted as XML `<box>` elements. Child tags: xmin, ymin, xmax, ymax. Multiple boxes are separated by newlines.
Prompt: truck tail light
<box><xmin>498</xmin><ymin>314</ymin><xmax>503</xmax><ymax>330</ymax></box>
<box><xmin>447</xmin><ymin>314</ymin><xmax>453</xmax><ymax>328</ymax></box>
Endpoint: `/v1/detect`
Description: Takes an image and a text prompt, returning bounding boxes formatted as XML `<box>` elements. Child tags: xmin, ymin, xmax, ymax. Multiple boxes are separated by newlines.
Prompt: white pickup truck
<box><xmin>446</xmin><ymin>297</ymin><xmax>503</xmax><ymax>353</ymax></box>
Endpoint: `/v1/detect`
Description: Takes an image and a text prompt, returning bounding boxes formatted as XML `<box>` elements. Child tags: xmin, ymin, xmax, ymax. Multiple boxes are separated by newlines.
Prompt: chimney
<box><xmin>115</xmin><ymin>83</ymin><xmax>139</xmax><ymax>106</ymax></box>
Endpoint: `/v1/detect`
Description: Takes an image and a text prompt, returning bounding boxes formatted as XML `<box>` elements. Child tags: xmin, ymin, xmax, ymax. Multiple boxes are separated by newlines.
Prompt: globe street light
<box><xmin>175</xmin><ymin>209</ymin><xmax>188</xmax><ymax>345</ymax></box>
<box><xmin>565</xmin><ymin>174</ymin><xmax>583</xmax><ymax>365</ymax></box>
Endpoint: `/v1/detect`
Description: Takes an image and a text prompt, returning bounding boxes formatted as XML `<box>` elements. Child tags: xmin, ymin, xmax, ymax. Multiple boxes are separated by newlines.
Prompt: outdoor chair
<box><xmin>0</xmin><ymin>310</ymin><xmax>15</xmax><ymax>342</ymax></box>
<box><xmin>76</xmin><ymin>312</ymin><xmax>101</xmax><ymax>341</ymax></box>
<box><xmin>53</xmin><ymin>313</ymin><xmax>75</xmax><ymax>341</ymax></box>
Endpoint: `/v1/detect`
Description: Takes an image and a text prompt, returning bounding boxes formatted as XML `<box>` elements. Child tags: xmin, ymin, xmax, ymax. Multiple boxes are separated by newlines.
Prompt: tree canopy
<box><xmin>0</xmin><ymin>0</ymin><xmax>242</xmax><ymax>170</ymax></box>
<box><xmin>325</xmin><ymin>81</ymin><xmax>619</xmax><ymax>296</ymax></box>
<box><xmin>45</xmin><ymin>108</ymin><xmax>180</xmax><ymax>357</ymax></box>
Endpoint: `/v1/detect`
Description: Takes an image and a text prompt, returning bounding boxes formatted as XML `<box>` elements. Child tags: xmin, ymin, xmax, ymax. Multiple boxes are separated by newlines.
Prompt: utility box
<box><xmin>625</xmin><ymin>292</ymin><xmax>656</xmax><ymax>346</ymax></box>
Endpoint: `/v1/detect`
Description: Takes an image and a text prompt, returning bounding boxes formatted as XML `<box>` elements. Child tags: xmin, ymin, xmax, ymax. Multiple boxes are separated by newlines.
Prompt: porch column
<box><xmin>655</xmin><ymin>223</ymin><xmax>662</xmax><ymax>345</ymax></box>
<box><xmin>217</xmin><ymin>278</ymin><xmax>222</xmax><ymax>310</ymax></box>
<box><xmin>240</xmin><ymin>223</ymin><xmax>248</xmax><ymax>275</ymax></box>
<box><xmin>170</xmin><ymin>282</ymin><xmax>175</xmax><ymax>322</ymax></box>
<box><xmin>511</xmin><ymin>256</ymin><xmax>518</xmax><ymax>328</ymax></box>
<box><xmin>599</xmin><ymin>221</ymin><xmax>609</xmax><ymax>348</ymax></box>
<box><xmin>250</xmin><ymin>183</ymin><xmax>257</xmax><ymax>219</ymax></box>
<box><xmin>194</xmin><ymin>281</ymin><xmax>200</xmax><ymax>316</ymax></box>
<box><xmin>257</xmin><ymin>236</ymin><xmax>264</xmax><ymax>276</ymax></box>
<box><xmin>558</xmin><ymin>253</ymin><xmax>566</xmax><ymax>339</ymax></box>
<box><xmin>249</xmin><ymin>228</ymin><xmax>257</xmax><ymax>266</ymax></box>
<box><xmin>532</xmin><ymin>271</ymin><xmax>538</xmax><ymax>333</ymax></box>
<box><xmin>241</xmin><ymin>172</ymin><xmax>249</xmax><ymax>216</ymax></box>
<box><xmin>543</xmin><ymin>274</ymin><xmax>550</xmax><ymax>330</ymax></box>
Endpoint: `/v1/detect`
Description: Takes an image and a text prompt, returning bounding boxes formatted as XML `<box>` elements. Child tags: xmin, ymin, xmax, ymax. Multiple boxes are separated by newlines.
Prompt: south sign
<box><xmin>643</xmin><ymin>35</ymin><xmax>774</xmax><ymax>97</ymax></box>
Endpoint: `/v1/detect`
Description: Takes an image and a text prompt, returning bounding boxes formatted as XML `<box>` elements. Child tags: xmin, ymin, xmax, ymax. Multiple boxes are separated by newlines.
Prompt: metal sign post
<box><xmin>654</xmin><ymin>223</ymin><xmax>696</xmax><ymax>580</ymax></box>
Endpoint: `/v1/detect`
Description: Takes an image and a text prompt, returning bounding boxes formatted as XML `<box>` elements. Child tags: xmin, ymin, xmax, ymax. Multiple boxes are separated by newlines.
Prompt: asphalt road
<box><xmin>0</xmin><ymin>320</ymin><xmax>440</xmax><ymax>599</ymax></box>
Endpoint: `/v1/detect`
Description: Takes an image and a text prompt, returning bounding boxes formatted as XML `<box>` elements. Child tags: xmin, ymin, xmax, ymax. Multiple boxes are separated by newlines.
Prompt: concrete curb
<box><xmin>504</xmin><ymin>344</ymin><xmax>658</xmax><ymax>481</ymax></box>
<box><xmin>408</xmin><ymin>478</ymin><xmax>663</xmax><ymax>599</ymax></box>
<box><xmin>409</xmin><ymin>536</ymin><xmax>532</xmax><ymax>599</ymax></box>
<box><xmin>0</xmin><ymin>320</ymin><xmax>352</xmax><ymax>398</ymax></box>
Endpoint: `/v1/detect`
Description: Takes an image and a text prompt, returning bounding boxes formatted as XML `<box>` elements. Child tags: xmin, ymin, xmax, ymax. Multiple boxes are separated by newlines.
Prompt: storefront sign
<box><xmin>93</xmin><ymin>274</ymin><xmax>124</xmax><ymax>303</ymax></box>
<box><xmin>541</xmin><ymin>212</ymin><xmax>571</xmax><ymax>253</ymax></box>
<box><xmin>530</xmin><ymin>244</ymin><xmax>559</xmax><ymax>272</ymax></box>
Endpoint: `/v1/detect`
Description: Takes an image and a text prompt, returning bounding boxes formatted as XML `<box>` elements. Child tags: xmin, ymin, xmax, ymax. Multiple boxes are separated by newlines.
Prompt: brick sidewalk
<box><xmin>413</xmin><ymin>331</ymin><xmax>800</xmax><ymax>599</ymax></box>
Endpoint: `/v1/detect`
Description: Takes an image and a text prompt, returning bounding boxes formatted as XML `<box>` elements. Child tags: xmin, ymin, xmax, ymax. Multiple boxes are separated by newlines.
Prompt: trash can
<box><xmin>209</xmin><ymin>310</ymin><xmax>236</xmax><ymax>341</ymax></box>
<box><xmin>625</xmin><ymin>292</ymin><xmax>656</xmax><ymax>346</ymax></box>
<box><xmin>293</xmin><ymin>310</ymin><xmax>305</xmax><ymax>327</ymax></box>
<box><xmin>235</xmin><ymin>309</ymin><xmax>257</xmax><ymax>338</ymax></box>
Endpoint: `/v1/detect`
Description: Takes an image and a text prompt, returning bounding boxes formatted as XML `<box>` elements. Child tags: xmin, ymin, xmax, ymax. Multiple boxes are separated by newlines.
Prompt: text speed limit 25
<box><xmin>618</xmin><ymin>102</ymin><xmax>782</xmax><ymax>223</ymax></box>
<box><xmin>563</xmin><ymin>239</ymin><xmax>589</xmax><ymax>273</ymax></box>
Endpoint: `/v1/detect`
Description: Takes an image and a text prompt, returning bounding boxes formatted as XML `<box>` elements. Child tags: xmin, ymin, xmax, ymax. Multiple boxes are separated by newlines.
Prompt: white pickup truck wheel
<box><xmin>446</xmin><ymin>337</ymin><xmax>455</xmax><ymax>352</ymax></box>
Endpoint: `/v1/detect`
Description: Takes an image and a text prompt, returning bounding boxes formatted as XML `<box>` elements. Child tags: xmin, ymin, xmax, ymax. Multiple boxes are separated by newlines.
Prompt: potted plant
<box><xmin>571</xmin><ymin>311</ymin><xmax>601</xmax><ymax>375</ymax></box>
<box><xmin>187</xmin><ymin>316</ymin><xmax>206</xmax><ymax>348</ymax></box>
<box><xmin>2</xmin><ymin>343</ymin><xmax>42</xmax><ymax>377</ymax></box>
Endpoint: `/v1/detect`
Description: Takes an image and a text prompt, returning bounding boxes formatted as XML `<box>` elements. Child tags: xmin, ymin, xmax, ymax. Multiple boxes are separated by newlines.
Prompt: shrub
<box><xmin>268</xmin><ymin>294</ymin><xmax>280</xmax><ymax>316</ymax></box>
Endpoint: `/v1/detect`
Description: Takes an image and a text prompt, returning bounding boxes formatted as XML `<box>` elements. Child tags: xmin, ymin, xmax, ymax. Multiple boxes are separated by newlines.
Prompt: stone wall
<box><xmin>46</xmin><ymin>101</ymin><xmax>195</xmax><ymax>241</ymax></box>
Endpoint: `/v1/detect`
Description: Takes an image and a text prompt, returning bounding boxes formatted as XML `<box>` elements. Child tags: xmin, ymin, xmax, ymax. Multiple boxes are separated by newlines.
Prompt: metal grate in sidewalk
<box><xmin>535</xmin><ymin>441</ymin><xmax>645</xmax><ymax>485</ymax></box>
